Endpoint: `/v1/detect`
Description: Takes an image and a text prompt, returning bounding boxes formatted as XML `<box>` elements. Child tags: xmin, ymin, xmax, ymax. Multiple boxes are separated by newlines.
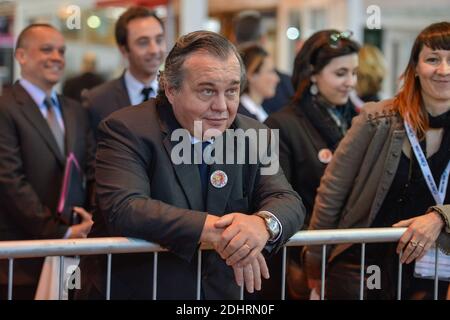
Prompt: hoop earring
<box><xmin>310</xmin><ymin>83</ymin><xmax>318</xmax><ymax>96</ymax></box>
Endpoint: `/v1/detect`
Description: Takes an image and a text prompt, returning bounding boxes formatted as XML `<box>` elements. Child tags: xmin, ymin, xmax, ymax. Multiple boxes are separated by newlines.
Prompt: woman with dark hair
<box><xmin>264</xmin><ymin>29</ymin><xmax>359</xmax><ymax>299</ymax></box>
<box><xmin>238</xmin><ymin>45</ymin><xmax>279</xmax><ymax>122</ymax></box>
<box><xmin>304</xmin><ymin>22</ymin><xmax>450</xmax><ymax>299</ymax></box>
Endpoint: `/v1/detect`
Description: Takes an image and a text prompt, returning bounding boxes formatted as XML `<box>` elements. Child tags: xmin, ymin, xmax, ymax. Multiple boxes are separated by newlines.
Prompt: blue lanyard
<box><xmin>404</xmin><ymin>121</ymin><xmax>450</xmax><ymax>205</ymax></box>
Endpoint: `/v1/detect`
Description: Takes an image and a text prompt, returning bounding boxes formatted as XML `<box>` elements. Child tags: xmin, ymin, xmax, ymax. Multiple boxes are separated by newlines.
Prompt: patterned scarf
<box><xmin>299</xmin><ymin>93</ymin><xmax>357</xmax><ymax>150</ymax></box>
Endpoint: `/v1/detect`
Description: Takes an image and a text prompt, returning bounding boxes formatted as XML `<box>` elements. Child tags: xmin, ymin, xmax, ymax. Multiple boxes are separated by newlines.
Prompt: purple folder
<box><xmin>57</xmin><ymin>152</ymin><xmax>86</xmax><ymax>225</ymax></box>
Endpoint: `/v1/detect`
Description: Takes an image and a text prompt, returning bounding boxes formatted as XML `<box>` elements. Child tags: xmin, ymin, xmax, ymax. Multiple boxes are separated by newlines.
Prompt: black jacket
<box><xmin>265</xmin><ymin>98</ymin><xmax>356</xmax><ymax>225</ymax></box>
<box><xmin>262</xmin><ymin>70</ymin><xmax>294</xmax><ymax>114</ymax></box>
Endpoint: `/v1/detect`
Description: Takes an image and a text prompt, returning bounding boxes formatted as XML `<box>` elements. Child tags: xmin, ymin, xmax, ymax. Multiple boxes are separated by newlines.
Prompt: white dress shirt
<box><xmin>240</xmin><ymin>94</ymin><xmax>269</xmax><ymax>123</ymax></box>
<box><xmin>124</xmin><ymin>70</ymin><xmax>158</xmax><ymax>105</ymax></box>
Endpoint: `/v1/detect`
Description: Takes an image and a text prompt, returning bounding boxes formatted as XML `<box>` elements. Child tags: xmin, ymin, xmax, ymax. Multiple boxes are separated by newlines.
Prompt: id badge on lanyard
<box><xmin>404</xmin><ymin>121</ymin><xmax>450</xmax><ymax>281</ymax></box>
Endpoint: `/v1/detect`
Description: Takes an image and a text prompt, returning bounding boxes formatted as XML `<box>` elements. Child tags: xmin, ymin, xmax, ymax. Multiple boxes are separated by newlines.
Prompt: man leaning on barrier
<box><xmin>77</xmin><ymin>30</ymin><xmax>305</xmax><ymax>300</ymax></box>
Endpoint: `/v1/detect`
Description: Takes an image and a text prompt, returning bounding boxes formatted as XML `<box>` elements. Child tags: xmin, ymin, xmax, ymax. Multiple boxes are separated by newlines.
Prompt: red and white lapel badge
<box><xmin>210</xmin><ymin>170</ymin><xmax>228</xmax><ymax>188</ymax></box>
<box><xmin>318</xmin><ymin>148</ymin><xmax>333</xmax><ymax>164</ymax></box>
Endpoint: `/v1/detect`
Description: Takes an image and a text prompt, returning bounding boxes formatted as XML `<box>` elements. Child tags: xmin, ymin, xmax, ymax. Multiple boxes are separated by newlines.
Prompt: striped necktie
<box><xmin>44</xmin><ymin>96</ymin><xmax>65</xmax><ymax>155</ymax></box>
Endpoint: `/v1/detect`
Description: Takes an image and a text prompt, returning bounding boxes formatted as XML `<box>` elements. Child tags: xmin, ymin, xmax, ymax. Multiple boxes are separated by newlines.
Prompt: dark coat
<box><xmin>262</xmin><ymin>70</ymin><xmax>294</xmax><ymax>114</ymax></box>
<box><xmin>77</xmin><ymin>98</ymin><xmax>305</xmax><ymax>300</ymax></box>
<box><xmin>265</xmin><ymin>103</ymin><xmax>330</xmax><ymax>223</ymax></box>
<box><xmin>62</xmin><ymin>72</ymin><xmax>104</xmax><ymax>102</ymax></box>
<box><xmin>82</xmin><ymin>74</ymin><xmax>131</xmax><ymax>137</ymax></box>
<box><xmin>0</xmin><ymin>81</ymin><xmax>95</xmax><ymax>287</ymax></box>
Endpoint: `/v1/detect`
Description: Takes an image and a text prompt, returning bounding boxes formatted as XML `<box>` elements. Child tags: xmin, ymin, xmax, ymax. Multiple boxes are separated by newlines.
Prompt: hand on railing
<box><xmin>68</xmin><ymin>207</ymin><xmax>93</xmax><ymax>239</ymax></box>
<box><xmin>199</xmin><ymin>214</ymin><xmax>224</xmax><ymax>243</ymax></box>
<box><xmin>232</xmin><ymin>252</ymin><xmax>269</xmax><ymax>293</ymax></box>
<box><xmin>213</xmin><ymin>213</ymin><xmax>270</xmax><ymax>267</ymax></box>
<box><xmin>393</xmin><ymin>211</ymin><xmax>445</xmax><ymax>264</ymax></box>
<box><xmin>199</xmin><ymin>213</ymin><xmax>271</xmax><ymax>293</ymax></box>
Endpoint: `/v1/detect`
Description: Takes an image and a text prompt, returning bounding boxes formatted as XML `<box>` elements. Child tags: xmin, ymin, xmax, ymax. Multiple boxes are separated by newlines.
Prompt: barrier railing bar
<box><xmin>434</xmin><ymin>247</ymin><xmax>439</xmax><ymax>300</ymax></box>
<box><xmin>360</xmin><ymin>243</ymin><xmax>365</xmax><ymax>300</ymax></box>
<box><xmin>196</xmin><ymin>249</ymin><xmax>201</xmax><ymax>300</ymax></box>
<box><xmin>8</xmin><ymin>258</ymin><xmax>13</xmax><ymax>300</ymax></box>
<box><xmin>153</xmin><ymin>252</ymin><xmax>158</xmax><ymax>300</ymax></box>
<box><xmin>285</xmin><ymin>228</ymin><xmax>407</xmax><ymax>246</ymax></box>
<box><xmin>320</xmin><ymin>244</ymin><xmax>326</xmax><ymax>300</ymax></box>
<box><xmin>397</xmin><ymin>251</ymin><xmax>403</xmax><ymax>300</ymax></box>
<box><xmin>59</xmin><ymin>256</ymin><xmax>64</xmax><ymax>300</ymax></box>
<box><xmin>281</xmin><ymin>246</ymin><xmax>287</xmax><ymax>300</ymax></box>
<box><xmin>0</xmin><ymin>229</ymin><xmax>408</xmax><ymax>259</ymax></box>
<box><xmin>1</xmin><ymin>228</ymin><xmax>446</xmax><ymax>301</ymax></box>
<box><xmin>106</xmin><ymin>254</ymin><xmax>112</xmax><ymax>300</ymax></box>
<box><xmin>0</xmin><ymin>237</ymin><xmax>168</xmax><ymax>259</ymax></box>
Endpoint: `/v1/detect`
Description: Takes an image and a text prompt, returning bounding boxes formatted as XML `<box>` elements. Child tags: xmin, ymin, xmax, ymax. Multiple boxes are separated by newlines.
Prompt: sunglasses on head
<box><xmin>329</xmin><ymin>30</ymin><xmax>353</xmax><ymax>48</ymax></box>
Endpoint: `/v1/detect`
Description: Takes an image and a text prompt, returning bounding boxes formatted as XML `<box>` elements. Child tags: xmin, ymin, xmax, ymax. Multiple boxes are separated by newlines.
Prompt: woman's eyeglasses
<box><xmin>329</xmin><ymin>30</ymin><xmax>353</xmax><ymax>48</ymax></box>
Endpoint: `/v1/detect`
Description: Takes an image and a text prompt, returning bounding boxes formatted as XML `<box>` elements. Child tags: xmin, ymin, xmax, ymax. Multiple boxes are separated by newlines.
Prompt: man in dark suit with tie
<box><xmin>77</xmin><ymin>31</ymin><xmax>305</xmax><ymax>300</ymax></box>
<box><xmin>0</xmin><ymin>24</ymin><xmax>95</xmax><ymax>299</ymax></box>
<box><xmin>82</xmin><ymin>6</ymin><xmax>166</xmax><ymax>136</ymax></box>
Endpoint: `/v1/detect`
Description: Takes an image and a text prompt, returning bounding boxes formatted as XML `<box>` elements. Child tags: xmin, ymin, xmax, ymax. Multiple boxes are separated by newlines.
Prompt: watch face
<box><xmin>257</xmin><ymin>212</ymin><xmax>280</xmax><ymax>240</ymax></box>
<box><xmin>268</xmin><ymin>217</ymin><xmax>280</xmax><ymax>237</ymax></box>
<box><xmin>268</xmin><ymin>219</ymin><xmax>276</xmax><ymax>230</ymax></box>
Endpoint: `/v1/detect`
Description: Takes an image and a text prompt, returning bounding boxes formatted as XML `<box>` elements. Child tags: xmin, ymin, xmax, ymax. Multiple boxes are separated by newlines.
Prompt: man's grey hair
<box><xmin>158</xmin><ymin>30</ymin><xmax>246</xmax><ymax>98</ymax></box>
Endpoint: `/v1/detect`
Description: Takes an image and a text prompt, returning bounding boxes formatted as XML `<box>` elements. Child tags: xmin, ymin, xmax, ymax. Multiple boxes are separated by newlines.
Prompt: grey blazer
<box><xmin>305</xmin><ymin>99</ymin><xmax>450</xmax><ymax>279</ymax></box>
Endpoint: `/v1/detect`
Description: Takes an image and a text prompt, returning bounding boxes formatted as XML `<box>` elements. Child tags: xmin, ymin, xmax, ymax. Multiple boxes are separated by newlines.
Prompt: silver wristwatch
<box><xmin>256</xmin><ymin>211</ymin><xmax>280</xmax><ymax>241</ymax></box>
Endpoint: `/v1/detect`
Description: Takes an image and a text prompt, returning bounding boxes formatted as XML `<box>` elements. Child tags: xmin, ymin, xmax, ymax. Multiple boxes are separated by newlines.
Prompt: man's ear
<box><xmin>118</xmin><ymin>45</ymin><xmax>129</xmax><ymax>58</ymax></box>
<box><xmin>165</xmin><ymin>85</ymin><xmax>176</xmax><ymax>105</ymax></box>
<box><xmin>14</xmin><ymin>48</ymin><xmax>25</xmax><ymax>65</ymax></box>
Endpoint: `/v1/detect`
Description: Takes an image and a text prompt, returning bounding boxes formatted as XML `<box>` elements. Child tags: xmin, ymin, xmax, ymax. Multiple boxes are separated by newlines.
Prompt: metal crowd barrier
<box><xmin>0</xmin><ymin>227</ymin><xmax>445</xmax><ymax>300</ymax></box>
